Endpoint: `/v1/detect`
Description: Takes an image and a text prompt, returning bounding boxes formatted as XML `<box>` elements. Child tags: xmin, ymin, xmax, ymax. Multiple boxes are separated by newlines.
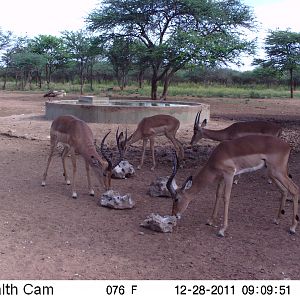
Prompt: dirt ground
<box><xmin>1</xmin><ymin>91</ymin><xmax>300</xmax><ymax>280</ymax></box>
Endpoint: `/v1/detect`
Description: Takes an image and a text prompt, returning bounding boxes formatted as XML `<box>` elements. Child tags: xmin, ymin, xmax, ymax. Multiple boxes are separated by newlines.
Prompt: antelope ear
<box><xmin>201</xmin><ymin>119</ymin><xmax>207</xmax><ymax>128</ymax></box>
<box><xmin>181</xmin><ymin>176</ymin><xmax>193</xmax><ymax>191</ymax></box>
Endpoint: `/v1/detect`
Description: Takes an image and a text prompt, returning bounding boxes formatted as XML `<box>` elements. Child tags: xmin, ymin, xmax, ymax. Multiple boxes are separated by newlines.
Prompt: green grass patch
<box><xmin>1</xmin><ymin>80</ymin><xmax>299</xmax><ymax>99</ymax></box>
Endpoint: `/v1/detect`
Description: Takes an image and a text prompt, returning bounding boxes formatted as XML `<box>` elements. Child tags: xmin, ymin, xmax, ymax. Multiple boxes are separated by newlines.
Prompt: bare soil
<box><xmin>0</xmin><ymin>91</ymin><xmax>300</xmax><ymax>280</ymax></box>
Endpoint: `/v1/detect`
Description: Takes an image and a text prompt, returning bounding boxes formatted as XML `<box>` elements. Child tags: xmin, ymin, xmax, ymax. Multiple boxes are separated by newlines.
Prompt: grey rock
<box><xmin>140</xmin><ymin>213</ymin><xmax>177</xmax><ymax>233</ymax></box>
<box><xmin>99</xmin><ymin>190</ymin><xmax>135</xmax><ymax>209</ymax></box>
<box><xmin>148</xmin><ymin>176</ymin><xmax>178</xmax><ymax>197</ymax></box>
<box><xmin>112</xmin><ymin>160</ymin><xmax>135</xmax><ymax>179</ymax></box>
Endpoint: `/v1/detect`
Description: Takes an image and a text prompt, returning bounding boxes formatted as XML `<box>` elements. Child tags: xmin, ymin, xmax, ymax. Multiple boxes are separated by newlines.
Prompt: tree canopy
<box><xmin>0</xmin><ymin>28</ymin><xmax>13</xmax><ymax>50</ymax></box>
<box><xmin>87</xmin><ymin>0</ymin><xmax>257</xmax><ymax>99</ymax></box>
<box><xmin>254</xmin><ymin>30</ymin><xmax>300</xmax><ymax>98</ymax></box>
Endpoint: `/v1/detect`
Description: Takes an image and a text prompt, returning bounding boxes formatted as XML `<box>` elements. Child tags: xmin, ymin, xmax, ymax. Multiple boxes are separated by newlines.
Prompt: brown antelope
<box><xmin>42</xmin><ymin>115</ymin><xmax>125</xmax><ymax>198</ymax></box>
<box><xmin>123</xmin><ymin>114</ymin><xmax>184</xmax><ymax>170</ymax></box>
<box><xmin>191</xmin><ymin>111</ymin><xmax>282</xmax><ymax>184</ymax></box>
<box><xmin>191</xmin><ymin>111</ymin><xmax>282</xmax><ymax>145</ymax></box>
<box><xmin>167</xmin><ymin>135</ymin><xmax>299</xmax><ymax>237</ymax></box>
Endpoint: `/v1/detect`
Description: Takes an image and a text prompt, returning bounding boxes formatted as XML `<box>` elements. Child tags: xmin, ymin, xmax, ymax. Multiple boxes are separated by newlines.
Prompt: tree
<box><xmin>107</xmin><ymin>37</ymin><xmax>136</xmax><ymax>90</ymax></box>
<box><xmin>62</xmin><ymin>30</ymin><xmax>102</xmax><ymax>94</ymax></box>
<box><xmin>1</xmin><ymin>36</ymin><xmax>31</xmax><ymax>90</ymax></box>
<box><xmin>0</xmin><ymin>28</ymin><xmax>13</xmax><ymax>50</ymax></box>
<box><xmin>87</xmin><ymin>0</ymin><xmax>256</xmax><ymax>99</ymax></box>
<box><xmin>29</xmin><ymin>35</ymin><xmax>68</xmax><ymax>88</ymax></box>
<box><xmin>0</xmin><ymin>29</ymin><xmax>14</xmax><ymax>89</ymax></box>
<box><xmin>254</xmin><ymin>30</ymin><xmax>300</xmax><ymax>98</ymax></box>
<box><xmin>11</xmin><ymin>51</ymin><xmax>47</xmax><ymax>90</ymax></box>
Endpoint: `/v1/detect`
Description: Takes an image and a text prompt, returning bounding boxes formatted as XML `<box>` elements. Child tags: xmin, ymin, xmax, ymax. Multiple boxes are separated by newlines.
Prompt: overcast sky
<box><xmin>0</xmin><ymin>0</ymin><xmax>298</xmax><ymax>70</ymax></box>
<box><xmin>0</xmin><ymin>0</ymin><xmax>100</xmax><ymax>36</ymax></box>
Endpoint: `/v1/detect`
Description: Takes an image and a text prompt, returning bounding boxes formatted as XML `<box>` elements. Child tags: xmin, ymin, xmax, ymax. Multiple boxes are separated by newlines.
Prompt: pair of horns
<box><xmin>194</xmin><ymin>110</ymin><xmax>202</xmax><ymax>130</ymax></box>
<box><xmin>99</xmin><ymin>127</ymin><xmax>128</xmax><ymax>170</ymax></box>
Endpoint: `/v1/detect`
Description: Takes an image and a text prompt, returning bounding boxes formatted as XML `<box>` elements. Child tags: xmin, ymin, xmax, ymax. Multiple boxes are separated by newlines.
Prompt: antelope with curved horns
<box><xmin>167</xmin><ymin>135</ymin><xmax>299</xmax><ymax>237</ymax></box>
<box><xmin>42</xmin><ymin>115</ymin><xmax>126</xmax><ymax>198</ymax></box>
<box><xmin>192</xmin><ymin>111</ymin><xmax>283</xmax><ymax>185</ymax></box>
<box><xmin>122</xmin><ymin>114</ymin><xmax>184</xmax><ymax>170</ymax></box>
<box><xmin>191</xmin><ymin>111</ymin><xmax>282</xmax><ymax>145</ymax></box>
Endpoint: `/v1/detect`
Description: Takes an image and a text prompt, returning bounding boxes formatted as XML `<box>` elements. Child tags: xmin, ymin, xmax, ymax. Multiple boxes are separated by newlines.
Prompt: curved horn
<box><xmin>100</xmin><ymin>131</ymin><xmax>113</xmax><ymax>170</ymax></box>
<box><xmin>194</xmin><ymin>111</ymin><xmax>201</xmax><ymax>130</ymax></box>
<box><xmin>116</xmin><ymin>127</ymin><xmax>127</xmax><ymax>156</ymax></box>
<box><xmin>113</xmin><ymin>127</ymin><xmax>128</xmax><ymax>169</ymax></box>
<box><xmin>166</xmin><ymin>150</ymin><xmax>179</xmax><ymax>199</ymax></box>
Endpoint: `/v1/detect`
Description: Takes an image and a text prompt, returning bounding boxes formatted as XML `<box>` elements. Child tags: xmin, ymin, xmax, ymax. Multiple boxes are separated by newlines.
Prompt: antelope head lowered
<box><xmin>167</xmin><ymin>135</ymin><xmax>299</xmax><ymax>237</ymax></box>
<box><xmin>42</xmin><ymin>115</ymin><xmax>126</xmax><ymax>198</ymax></box>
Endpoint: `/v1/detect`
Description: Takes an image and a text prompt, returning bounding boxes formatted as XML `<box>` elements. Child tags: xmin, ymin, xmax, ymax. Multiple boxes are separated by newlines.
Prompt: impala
<box><xmin>191</xmin><ymin>111</ymin><xmax>282</xmax><ymax>145</ymax></box>
<box><xmin>167</xmin><ymin>135</ymin><xmax>299</xmax><ymax>237</ymax></box>
<box><xmin>42</xmin><ymin>115</ymin><xmax>124</xmax><ymax>198</ymax></box>
<box><xmin>123</xmin><ymin>114</ymin><xmax>184</xmax><ymax>170</ymax></box>
<box><xmin>192</xmin><ymin>111</ymin><xmax>282</xmax><ymax>184</ymax></box>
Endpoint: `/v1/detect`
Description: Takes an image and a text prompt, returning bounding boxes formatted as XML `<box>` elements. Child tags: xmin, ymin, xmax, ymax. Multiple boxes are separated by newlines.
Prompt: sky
<box><xmin>0</xmin><ymin>0</ymin><xmax>299</xmax><ymax>70</ymax></box>
<box><xmin>0</xmin><ymin>0</ymin><xmax>100</xmax><ymax>36</ymax></box>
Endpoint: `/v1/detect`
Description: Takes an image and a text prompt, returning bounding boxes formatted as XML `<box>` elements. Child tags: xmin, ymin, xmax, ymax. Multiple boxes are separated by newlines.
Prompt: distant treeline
<box><xmin>1</xmin><ymin>63</ymin><xmax>299</xmax><ymax>92</ymax></box>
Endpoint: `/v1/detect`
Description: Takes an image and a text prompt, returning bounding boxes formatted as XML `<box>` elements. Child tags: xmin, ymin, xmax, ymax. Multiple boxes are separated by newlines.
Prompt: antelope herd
<box><xmin>42</xmin><ymin>112</ymin><xmax>299</xmax><ymax>237</ymax></box>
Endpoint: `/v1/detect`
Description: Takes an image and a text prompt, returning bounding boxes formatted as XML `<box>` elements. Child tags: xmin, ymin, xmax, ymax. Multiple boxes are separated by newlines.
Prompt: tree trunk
<box><xmin>38</xmin><ymin>72</ymin><xmax>42</xmax><ymax>89</ymax></box>
<box><xmin>122</xmin><ymin>71</ymin><xmax>128</xmax><ymax>90</ymax></box>
<box><xmin>89</xmin><ymin>63</ymin><xmax>94</xmax><ymax>91</ymax></box>
<box><xmin>290</xmin><ymin>68</ymin><xmax>294</xmax><ymax>98</ymax></box>
<box><xmin>160</xmin><ymin>72</ymin><xmax>174</xmax><ymax>100</ymax></box>
<box><xmin>80</xmin><ymin>60</ymin><xmax>84</xmax><ymax>95</ymax></box>
<box><xmin>151</xmin><ymin>77</ymin><xmax>158</xmax><ymax>100</ymax></box>
<box><xmin>28</xmin><ymin>71</ymin><xmax>33</xmax><ymax>90</ymax></box>
<box><xmin>138</xmin><ymin>70</ymin><xmax>144</xmax><ymax>89</ymax></box>
<box><xmin>46</xmin><ymin>64</ymin><xmax>50</xmax><ymax>89</ymax></box>
<box><xmin>151</xmin><ymin>66</ymin><xmax>159</xmax><ymax>100</ymax></box>
<box><xmin>15</xmin><ymin>74</ymin><xmax>18</xmax><ymax>89</ymax></box>
<box><xmin>2</xmin><ymin>68</ymin><xmax>8</xmax><ymax>90</ymax></box>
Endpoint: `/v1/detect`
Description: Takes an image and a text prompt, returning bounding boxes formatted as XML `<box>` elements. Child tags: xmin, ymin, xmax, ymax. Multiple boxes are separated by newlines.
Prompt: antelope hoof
<box><xmin>150</xmin><ymin>166</ymin><xmax>155</xmax><ymax>171</ymax></box>
<box><xmin>289</xmin><ymin>228</ymin><xmax>296</xmax><ymax>235</ymax></box>
<box><xmin>217</xmin><ymin>229</ymin><xmax>225</xmax><ymax>238</ymax></box>
<box><xmin>137</xmin><ymin>165</ymin><xmax>141</xmax><ymax>170</ymax></box>
<box><xmin>89</xmin><ymin>190</ymin><xmax>95</xmax><ymax>197</ymax></box>
<box><xmin>206</xmin><ymin>220</ymin><xmax>217</xmax><ymax>228</ymax></box>
<box><xmin>273</xmin><ymin>218</ymin><xmax>279</xmax><ymax>225</ymax></box>
<box><xmin>66</xmin><ymin>180</ymin><xmax>71</xmax><ymax>185</ymax></box>
<box><xmin>72</xmin><ymin>192</ymin><xmax>77</xmax><ymax>199</ymax></box>
<box><xmin>41</xmin><ymin>181</ymin><xmax>46</xmax><ymax>186</ymax></box>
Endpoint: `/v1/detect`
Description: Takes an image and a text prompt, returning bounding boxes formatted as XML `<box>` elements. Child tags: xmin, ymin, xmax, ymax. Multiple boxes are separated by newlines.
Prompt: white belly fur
<box><xmin>235</xmin><ymin>160</ymin><xmax>266</xmax><ymax>175</ymax></box>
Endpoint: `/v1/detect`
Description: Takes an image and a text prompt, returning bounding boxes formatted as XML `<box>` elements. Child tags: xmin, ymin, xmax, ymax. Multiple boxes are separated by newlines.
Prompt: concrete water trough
<box><xmin>45</xmin><ymin>96</ymin><xmax>210</xmax><ymax>124</ymax></box>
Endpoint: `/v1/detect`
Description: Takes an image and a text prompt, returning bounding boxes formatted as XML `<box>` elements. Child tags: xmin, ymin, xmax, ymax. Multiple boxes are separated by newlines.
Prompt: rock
<box><xmin>140</xmin><ymin>213</ymin><xmax>177</xmax><ymax>233</ymax></box>
<box><xmin>99</xmin><ymin>190</ymin><xmax>135</xmax><ymax>209</ymax></box>
<box><xmin>148</xmin><ymin>176</ymin><xmax>178</xmax><ymax>197</ymax></box>
<box><xmin>112</xmin><ymin>160</ymin><xmax>135</xmax><ymax>179</ymax></box>
<box><xmin>43</xmin><ymin>90</ymin><xmax>66</xmax><ymax>98</ymax></box>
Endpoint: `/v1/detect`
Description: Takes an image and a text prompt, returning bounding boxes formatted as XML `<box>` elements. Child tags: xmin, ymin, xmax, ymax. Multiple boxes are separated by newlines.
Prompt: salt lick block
<box><xmin>112</xmin><ymin>160</ymin><xmax>135</xmax><ymax>179</ymax></box>
<box><xmin>99</xmin><ymin>190</ymin><xmax>135</xmax><ymax>209</ymax></box>
<box><xmin>140</xmin><ymin>213</ymin><xmax>177</xmax><ymax>233</ymax></box>
<box><xmin>148</xmin><ymin>176</ymin><xmax>178</xmax><ymax>197</ymax></box>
